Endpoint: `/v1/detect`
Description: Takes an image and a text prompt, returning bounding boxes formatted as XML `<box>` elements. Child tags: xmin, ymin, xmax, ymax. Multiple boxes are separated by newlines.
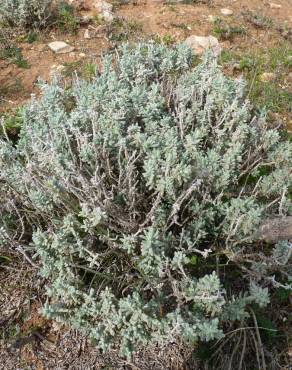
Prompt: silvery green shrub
<box><xmin>0</xmin><ymin>0</ymin><xmax>54</xmax><ymax>28</ymax></box>
<box><xmin>0</xmin><ymin>43</ymin><xmax>291</xmax><ymax>357</ymax></box>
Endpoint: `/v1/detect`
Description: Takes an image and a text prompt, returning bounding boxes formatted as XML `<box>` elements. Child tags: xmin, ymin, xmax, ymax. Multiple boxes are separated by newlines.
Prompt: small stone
<box><xmin>184</xmin><ymin>35</ymin><xmax>222</xmax><ymax>56</ymax></box>
<box><xmin>93</xmin><ymin>0</ymin><xmax>115</xmax><ymax>22</ymax></box>
<box><xmin>93</xmin><ymin>0</ymin><xmax>113</xmax><ymax>12</ymax></box>
<box><xmin>79</xmin><ymin>53</ymin><xmax>86</xmax><ymax>57</ymax></box>
<box><xmin>269</xmin><ymin>3</ymin><xmax>282</xmax><ymax>8</ymax></box>
<box><xmin>48</xmin><ymin>41</ymin><xmax>75</xmax><ymax>54</ymax></box>
<box><xmin>220</xmin><ymin>8</ymin><xmax>233</xmax><ymax>16</ymax></box>
<box><xmin>260</xmin><ymin>72</ymin><xmax>275</xmax><ymax>82</ymax></box>
<box><xmin>84</xmin><ymin>29</ymin><xmax>91</xmax><ymax>39</ymax></box>
<box><xmin>102</xmin><ymin>10</ymin><xmax>115</xmax><ymax>22</ymax></box>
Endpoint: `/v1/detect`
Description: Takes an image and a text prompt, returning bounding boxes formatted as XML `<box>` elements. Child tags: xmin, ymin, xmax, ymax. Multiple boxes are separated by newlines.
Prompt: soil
<box><xmin>0</xmin><ymin>0</ymin><xmax>291</xmax><ymax>120</ymax></box>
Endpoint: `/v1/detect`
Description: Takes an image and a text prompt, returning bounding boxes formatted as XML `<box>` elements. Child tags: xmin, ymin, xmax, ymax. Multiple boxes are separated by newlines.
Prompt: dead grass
<box><xmin>0</xmin><ymin>263</ymin><xmax>198</xmax><ymax>369</ymax></box>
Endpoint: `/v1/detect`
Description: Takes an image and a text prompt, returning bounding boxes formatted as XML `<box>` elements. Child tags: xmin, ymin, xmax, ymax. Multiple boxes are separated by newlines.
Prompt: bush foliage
<box><xmin>0</xmin><ymin>43</ymin><xmax>291</xmax><ymax>358</ymax></box>
<box><xmin>0</xmin><ymin>0</ymin><xmax>54</xmax><ymax>28</ymax></box>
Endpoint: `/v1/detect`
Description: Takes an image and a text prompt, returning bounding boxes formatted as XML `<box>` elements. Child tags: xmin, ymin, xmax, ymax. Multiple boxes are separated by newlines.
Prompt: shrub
<box><xmin>57</xmin><ymin>1</ymin><xmax>79</xmax><ymax>34</ymax></box>
<box><xmin>212</xmin><ymin>18</ymin><xmax>246</xmax><ymax>41</ymax></box>
<box><xmin>0</xmin><ymin>0</ymin><xmax>54</xmax><ymax>28</ymax></box>
<box><xmin>0</xmin><ymin>43</ymin><xmax>291</xmax><ymax>358</ymax></box>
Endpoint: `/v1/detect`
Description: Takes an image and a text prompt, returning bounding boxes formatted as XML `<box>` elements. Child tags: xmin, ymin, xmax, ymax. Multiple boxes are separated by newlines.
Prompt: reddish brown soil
<box><xmin>118</xmin><ymin>0</ymin><xmax>291</xmax><ymax>39</ymax></box>
<box><xmin>0</xmin><ymin>31</ymin><xmax>109</xmax><ymax>110</ymax></box>
<box><xmin>0</xmin><ymin>0</ymin><xmax>291</xmax><ymax>115</ymax></box>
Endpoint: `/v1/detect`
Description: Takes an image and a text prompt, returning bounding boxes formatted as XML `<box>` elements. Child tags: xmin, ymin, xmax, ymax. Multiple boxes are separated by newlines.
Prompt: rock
<box><xmin>220</xmin><ymin>8</ymin><xmax>233</xmax><ymax>16</ymax></box>
<box><xmin>84</xmin><ymin>29</ymin><xmax>91</xmax><ymax>39</ymax></box>
<box><xmin>93</xmin><ymin>0</ymin><xmax>113</xmax><ymax>12</ymax></box>
<box><xmin>102</xmin><ymin>10</ymin><xmax>115</xmax><ymax>22</ymax></box>
<box><xmin>93</xmin><ymin>0</ymin><xmax>115</xmax><ymax>22</ymax></box>
<box><xmin>184</xmin><ymin>35</ymin><xmax>222</xmax><ymax>56</ymax></box>
<box><xmin>79</xmin><ymin>53</ymin><xmax>86</xmax><ymax>57</ymax></box>
<box><xmin>269</xmin><ymin>3</ymin><xmax>282</xmax><ymax>9</ymax></box>
<box><xmin>48</xmin><ymin>41</ymin><xmax>75</xmax><ymax>54</ymax></box>
<box><xmin>260</xmin><ymin>72</ymin><xmax>275</xmax><ymax>82</ymax></box>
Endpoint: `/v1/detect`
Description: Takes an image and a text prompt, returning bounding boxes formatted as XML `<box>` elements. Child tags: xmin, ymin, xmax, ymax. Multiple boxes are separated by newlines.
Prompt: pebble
<box><xmin>269</xmin><ymin>3</ymin><xmax>282</xmax><ymax>9</ymax></box>
<box><xmin>102</xmin><ymin>10</ymin><xmax>115</xmax><ymax>22</ymax></box>
<box><xmin>84</xmin><ymin>29</ymin><xmax>91</xmax><ymax>39</ymax></box>
<box><xmin>220</xmin><ymin>8</ymin><xmax>233</xmax><ymax>16</ymax></box>
<box><xmin>93</xmin><ymin>0</ymin><xmax>113</xmax><ymax>12</ymax></box>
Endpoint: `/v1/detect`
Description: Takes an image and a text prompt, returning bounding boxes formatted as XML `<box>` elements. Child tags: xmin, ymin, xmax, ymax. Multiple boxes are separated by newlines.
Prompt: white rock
<box><xmin>269</xmin><ymin>3</ymin><xmax>282</xmax><ymax>9</ymax></box>
<box><xmin>220</xmin><ymin>8</ymin><xmax>233</xmax><ymax>16</ymax></box>
<box><xmin>93</xmin><ymin>0</ymin><xmax>114</xmax><ymax>22</ymax></box>
<box><xmin>184</xmin><ymin>35</ymin><xmax>222</xmax><ymax>56</ymax></box>
<box><xmin>102</xmin><ymin>10</ymin><xmax>114</xmax><ymax>22</ymax></box>
<box><xmin>93</xmin><ymin>0</ymin><xmax>113</xmax><ymax>12</ymax></box>
<box><xmin>79</xmin><ymin>53</ymin><xmax>86</xmax><ymax>57</ymax></box>
<box><xmin>84</xmin><ymin>29</ymin><xmax>91</xmax><ymax>39</ymax></box>
<box><xmin>48</xmin><ymin>41</ymin><xmax>75</xmax><ymax>54</ymax></box>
